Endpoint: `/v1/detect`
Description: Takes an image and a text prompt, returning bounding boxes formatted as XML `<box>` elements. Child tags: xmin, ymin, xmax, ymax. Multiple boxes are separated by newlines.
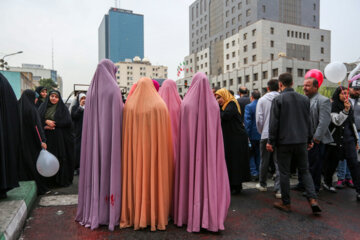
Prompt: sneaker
<box><xmin>323</xmin><ymin>183</ymin><xmax>337</xmax><ymax>193</ymax></box>
<box><xmin>335</xmin><ymin>179</ymin><xmax>345</xmax><ymax>189</ymax></box>
<box><xmin>275</xmin><ymin>191</ymin><xmax>282</xmax><ymax>199</ymax></box>
<box><xmin>346</xmin><ymin>179</ymin><xmax>355</xmax><ymax>188</ymax></box>
<box><xmin>256</xmin><ymin>183</ymin><xmax>267</xmax><ymax>192</ymax></box>
<box><xmin>308</xmin><ymin>198</ymin><xmax>322</xmax><ymax>215</ymax></box>
<box><xmin>273</xmin><ymin>201</ymin><xmax>291</xmax><ymax>212</ymax></box>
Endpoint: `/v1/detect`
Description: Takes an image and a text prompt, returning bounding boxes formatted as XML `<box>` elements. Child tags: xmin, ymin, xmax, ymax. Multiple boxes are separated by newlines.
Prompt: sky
<box><xmin>0</xmin><ymin>0</ymin><xmax>359</xmax><ymax>97</ymax></box>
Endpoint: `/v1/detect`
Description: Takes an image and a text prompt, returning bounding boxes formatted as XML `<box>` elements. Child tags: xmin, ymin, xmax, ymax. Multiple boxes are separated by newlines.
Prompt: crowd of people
<box><xmin>1</xmin><ymin>58</ymin><xmax>360</xmax><ymax>233</ymax></box>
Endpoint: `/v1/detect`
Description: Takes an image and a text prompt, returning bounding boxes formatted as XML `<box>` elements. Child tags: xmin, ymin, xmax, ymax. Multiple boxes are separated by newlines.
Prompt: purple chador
<box><xmin>76</xmin><ymin>59</ymin><xmax>123</xmax><ymax>231</ymax></box>
<box><xmin>173</xmin><ymin>72</ymin><xmax>231</xmax><ymax>232</ymax></box>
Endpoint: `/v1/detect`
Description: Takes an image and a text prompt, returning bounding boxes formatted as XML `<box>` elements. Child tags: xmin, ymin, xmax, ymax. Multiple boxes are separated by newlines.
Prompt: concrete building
<box><xmin>189</xmin><ymin>0</ymin><xmax>320</xmax><ymax>76</ymax></box>
<box><xmin>8</xmin><ymin>64</ymin><xmax>57</xmax><ymax>83</ymax></box>
<box><xmin>99</xmin><ymin>8</ymin><xmax>144</xmax><ymax>63</ymax></box>
<box><xmin>115</xmin><ymin>57</ymin><xmax>168</xmax><ymax>93</ymax></box>
<box><xmin>0</xmin><ymin>70</ymin><xmax>35</xmax><ymax>99</ymax></box>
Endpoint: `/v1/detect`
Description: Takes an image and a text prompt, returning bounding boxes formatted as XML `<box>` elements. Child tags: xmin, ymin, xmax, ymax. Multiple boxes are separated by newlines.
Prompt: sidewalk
<box><xmin>0</xmin><ymin>182</ymin><xmax>37</xmax><ymax>240</ymax></box>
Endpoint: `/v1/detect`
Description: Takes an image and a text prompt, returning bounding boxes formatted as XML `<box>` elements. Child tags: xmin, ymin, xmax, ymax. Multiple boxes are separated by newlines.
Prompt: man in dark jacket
<box><xmin>267</xmin><ymin>73</ymin><xmax>321</xmax><ymax>215</ymax></box>
<box><xmin>237</xmin><ymin>87</ymin><xmax>250</xmax><ymax>122</ymax></box>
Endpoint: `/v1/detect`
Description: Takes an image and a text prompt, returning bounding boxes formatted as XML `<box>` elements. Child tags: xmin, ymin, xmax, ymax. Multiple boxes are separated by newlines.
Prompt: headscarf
<box><xmin>173</xmin><ymin>72</ymin><xmax>230</xmax><ymax>232</ymax></box>
<box><xmin>215</xmin><ymin>88</ymin><xmax>241</xmax><ymax>114</ymax></box>
<box><xmin>331</xmin><ymin>86</ymin><xmax>354</xmax><ymax>118</ymax></box>
<box><xmin>44</xmin><ymin>91</ymin><xmax>59</xmax><ymax>120</ymax></box>
<box><xmin>159</xmin><ymin>79</ymin><xmax>182</xmax><ymax>165</ymax></box>
<box><xmin>35</xmin><ymin>86</ymin><xmax>47</xmax><ymax>103</ymax></box>
<box><xmin>121</xmin><ymin>77</ymin><xmax>173</xmax><ymax>231</ymax></box>
<box><xmin>76</xmin><ymin>59</ymin><xmax>123</xmax><ymax>231</ymax></box>
<box><xmin>152</xmin><ymin>79</ymin><xmax>160</xmax><ymax>91</ymax></box>
<box><xmin>18</xmin><ymin>90</ymin><xmax>37</xmax><ymax>124</ymax></box>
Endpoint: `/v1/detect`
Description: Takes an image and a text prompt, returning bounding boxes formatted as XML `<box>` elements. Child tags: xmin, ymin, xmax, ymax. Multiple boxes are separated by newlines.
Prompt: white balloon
<box><xmin>36</xmin><ymin>150</ymin><xmax>60</xmax><ymax>177</ymax></box>
<box><xmin>324</xmin><ymin>62</ymin><xmax>347</xmax><ymax>83</ymax></box>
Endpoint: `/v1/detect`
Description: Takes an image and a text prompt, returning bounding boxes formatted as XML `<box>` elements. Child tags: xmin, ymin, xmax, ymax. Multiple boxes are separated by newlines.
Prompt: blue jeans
<box><xmin>250</xmin><ymin>140</ymin><xmax>261</xmax><ymax>176</ymax></box>
<box><xmin>337</xmin><ymin>160</ymin><xmax>352</xmax><ymax>180</ymax></box>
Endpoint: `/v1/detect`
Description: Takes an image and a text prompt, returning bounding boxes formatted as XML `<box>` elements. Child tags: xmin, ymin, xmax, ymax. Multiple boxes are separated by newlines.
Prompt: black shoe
<box><xmin>251</xmin><ymin>175</ymin><xmax>259</xmax><ymax>182</ymax></box>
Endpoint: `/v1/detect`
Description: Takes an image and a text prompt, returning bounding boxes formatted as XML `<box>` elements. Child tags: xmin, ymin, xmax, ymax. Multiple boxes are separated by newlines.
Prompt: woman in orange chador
<box><xmin>120</xmin><ymin>77</ymin><xmax>174</xmax><ymax>231</ymax></box>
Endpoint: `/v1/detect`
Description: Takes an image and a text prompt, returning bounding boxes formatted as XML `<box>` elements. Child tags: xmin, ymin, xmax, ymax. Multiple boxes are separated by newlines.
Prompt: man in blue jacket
<box><xmin>245</xmin><ymin>90</ymin><xmax>261</xmax><ymax>180</ymax></box>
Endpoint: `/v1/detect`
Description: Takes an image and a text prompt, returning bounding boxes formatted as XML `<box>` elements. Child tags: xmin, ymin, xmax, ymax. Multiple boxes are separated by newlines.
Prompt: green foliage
<box><xmin>39</xmin><ymin>78</ymin><xmax>58</xmax><ymax>92</ymax></box>
<box><xmin>295</xmin><ymin>86</ymin><xmax>336</xmax><ymax>99</ymax></box>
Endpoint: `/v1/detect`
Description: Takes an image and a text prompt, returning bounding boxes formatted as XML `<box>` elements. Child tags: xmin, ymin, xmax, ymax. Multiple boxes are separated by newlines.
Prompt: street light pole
<box><xmin>0</xmin><ymin>51</ymin><xmax>23</xmax><ymax>70</ymax></box>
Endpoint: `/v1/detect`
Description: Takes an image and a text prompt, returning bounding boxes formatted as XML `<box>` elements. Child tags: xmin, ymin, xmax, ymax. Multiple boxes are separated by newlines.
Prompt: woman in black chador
<box><xmin>39</xmin><ymin>90</ymin><xmax>75</xmax><ymax>187</ymax></box>
<box><xmin>0</xmin><ymin>73</ymin><xmax>20</xmax><ymax>199</ymax></box>
<box><xmin>35</xmin><ymin>86</ymin><xmax>47</xmax><ymax>108</ymax></box>
<box><xmin>71</xmin><ymin>92</ymin><xmax>86</xmax><ymax>175</ymax></box>
<box><xmin>18</xmin><ymin>89</ymin><xmax>49</xmax><ymax>195</ymax></box>
<box><xmin>215</xmin><ymin>88</ymin><xmax>251</xmax><ymax>194</ymax></box>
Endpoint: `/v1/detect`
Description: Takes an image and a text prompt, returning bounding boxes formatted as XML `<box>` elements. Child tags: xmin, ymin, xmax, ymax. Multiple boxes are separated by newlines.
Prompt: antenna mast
<box><xmin>52</xmin><ymin>39</ymin><xmax>54</xmax><ymax>70</ymax></box>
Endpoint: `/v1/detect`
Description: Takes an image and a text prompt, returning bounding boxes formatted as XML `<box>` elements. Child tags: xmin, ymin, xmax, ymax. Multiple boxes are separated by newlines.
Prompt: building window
<box><xmin>246</xmin><ymin>0</ymin><xmax>250</xmax><ymax>5</ymax></box>
<box><xmin>232</xmin><ymin>51</ymin><xmax>236</xmax><ymax>57</ymax></box>
<box><xmin>232</xmin><ymin>17</ymin><xmax>235</xmax><ymax>25</ymax></box>
<box><xmin>252</xmin><ymin>55</ymin><xmax>256</xmax><ymax>62</ymax></box>
<box><xmin>286</xmin><ymin>67</ymin><xmax>292</xmax><ymax>74</ymax></box>
<box><xmin>226</xmin><ymin>10</ymin><xmax>229</xmax><ymax>17</ymax></box>
<box><xmin>270</xmin><ymin>27</ymin><xmax>274</xmax><ymax>34</ymax></box>
<box><xmin>226</xmin><ymin>21</ymin><xmax>230</xmax><ymax>28</ymax></box>
<box><xmin>238</xmin><ymin>2</ymin><xmax>242</xmax><ymax>9</ymax></box>
<box><xmin>232</xmin><ymin>63</ymin><xmax>236</xmax><ymax>69</ymax></box>
<box><xmin>287</xmin><ymin>30</ymin><xmax>290</xmax><ymax>37</ymax></box>
<box><xmin>238</xmin><ymin>14</ymin><xmax>242</xmax><ymax>22</ymax></box>
<box><xmin>237</xmin><ymin>77</ymin><xmax>242</xmax><ymax>84</ymax></box>
<box><xmin>226</xmin><ymin>32</ymin><xmax>230</xmax><ymax>38</ymax></box>
<box><xmin>272</xmin><ymin>68</ymin><xmax>278</xmax><ymax>77</ymax></box>
<box><xmin>223</xmin><ymin>80</ymin><xmax>227</xmax><ymax>87</ymax></box>
<box><xmin>246</xmin><ymin>9</ymin><xmax>251</xmax><ymax>17</ymax></box>
<box><xmin>252</xmin><ymin>29</ymin><xmax>256</xmax><ymax>36</ymax></box>
<box><xmin>307</xmin><ymin>33</ymin><xmax>310</xmax><ymax>39</ymax></box>
<box><xmin>297</xmin><ymin>69</ymin><xmax>304</xmax><ymax>77</ymax></box>
<box><xmin>226</xmin><ymin>65</ymin><xmax>230</xmax><ymax>70</ymax></box>
<box><xmin>230</xmin><ymin>79</ymin><xmax>234</xmax><ymax>85</ymax></box>
<box><xmin>205</xmin><ymin>53</ymin><xmax>207</xmax><ymax>58</ymax></box>
<box><xmin>205</xmin><ymin>62</ymin><xmax>208</xmax><ymax>67</ymax></box>
<box><xmin>262</xmin><ymin>71</ymin><xmax>268</xmax><ymax>79</ymax></box>
<box><xmin>270</xmin><ymin>53</ymin><xmax>274</xmax><ymax>60</ymax></box>
<box><xmin>226</xmin><ymin>0</ymin><xmax>229</xmax><ymax>6</ymax></box>
<box><xmin>243</xmin><ymin>33</ymin><xmax>247</xmax><ymax>40</ymax></box>
<box><xmin>226</xmin><ymin>54</ymin><xmax>230</xmax><ymax>60</ymax></box>
<box><xmin>262</xmin><ymin>5</ymin><xmax>266</xmax><ymax>13</ymax></box>
<box><xmin>244</xmin><ymin>45</ymin><xmax>248</xmax><ymax>52</ymax></box>
<box><xmin>295</xmin><ymin>31</ymin><xmax>298</xmax><ymax>38</ymax></box>
<box><xmin>232</xmin><ymin>40</ymin><xmax>235</xmax><ymax>46</ymax></box>
<box><xmin>232</xmin><ymin>29</ymin><xmax>236</xmax><ymax>34</ymax></box>
<box><xmin>321</xmin><ymin>35</ymin><xmax>324</xmax><ymax>42</ymax></box>
<box><xmin>270</xmin><ymin>40</ymin><xmax>274</xmax><ymax>47</ymax></box>
<box><xmin>244</xmin><ymin>58</ymin><xmax>248</xmax><ymax>64</ymax></box>
<box><xmin>313</xmin><ymin>15</ymin><xmax>316</xmax><ymax>22</ymax></box>
<box><xmin>201</xmin><ymin>64</ymin><xmax>203</xmax><ymax>68</ymax></box>
<box><xmin>190</xmin><ymin>59</ymin><xmax>192</xmax><ymax>63</ymax></box>
<box><xmin>253</xmin><ymin>73</ymin><xmax>258</xmax><ymax>81</ymax></box>
<box><xmin>245</xmin><ymin>75</ymin><xmax>250</xmax><ymax>83</ymax></box>
<box><xmin>252</xmin><ymin>41</ymin><xmax>256</xmax><ymax>49</ymax></box>
<box><xmin>291</xmin><ymin>31</ymin><xmax>294</xmax><ymax>37</ymax></box>
<box><xmin>313</xmin><ymin>3</ymin><xmax>316</xmax><ymax>10</ymax></box>
<box><xmin>321</xmin><ymin>47</ymin><xmax>324</xmax><ymax>54</ymax></box>
<box><xmin>232</xmin><ymin>6</ymin><xmax>235</xmax><ymax>14</ymax></box>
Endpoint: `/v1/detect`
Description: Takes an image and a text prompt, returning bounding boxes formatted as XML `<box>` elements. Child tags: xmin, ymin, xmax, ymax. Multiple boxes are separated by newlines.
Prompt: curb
<box><xmin>0</xmin><ymin>181</ymin><xmax>37</xmax><ymax>240</ymax></box>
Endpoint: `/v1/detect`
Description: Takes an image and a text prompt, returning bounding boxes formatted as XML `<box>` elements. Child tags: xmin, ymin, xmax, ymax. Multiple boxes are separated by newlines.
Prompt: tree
<box><xmin>39</xmin><ymin>78</ymin><xmax>58</xmax><ymax>92</ymax></box>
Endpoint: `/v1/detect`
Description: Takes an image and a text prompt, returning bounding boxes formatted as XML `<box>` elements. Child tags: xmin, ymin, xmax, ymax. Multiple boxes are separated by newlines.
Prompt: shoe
<box><xmin>256</xmin><ymin>183</ymin><xmax>267</xmax><ymax>192</ymax></box>
<box><xmin>335</xmin><ymin>179</ymin><xmax>345</xmax><ymax>189</ymax></box>
<box><xmin>273</xmin><ymin>201</ymin><xmax>291</xmax><ymax>212</ymax></box>
<box><xmin>346</xmin><ymin>179</ymin><xmax>355</xmax><ymax>188</ymax></box>
<box><xmin>308</xmin><ymin>198</ymin><xmax>322</xmax><ymax>215</ymax></box>
<box><xmin>323</xmin><ymin>183</ymin><xmax>337</xmax><ymax>193</ymax></box>
<box><xmin>275</xmin><ymin>191</ymin><xmax>282</xmax><ymax>199</ymax></box>
<box><xmin>0</xmin><ymin>192</ymin><xmax>7</xmax><ymax>200</ymax></box>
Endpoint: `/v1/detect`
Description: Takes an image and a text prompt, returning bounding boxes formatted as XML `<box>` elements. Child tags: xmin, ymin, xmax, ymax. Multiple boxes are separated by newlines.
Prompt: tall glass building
<box><xmin>98</xmin><ymin>8</ymin><xmax>144</xmax><ymax>62</ymax></box>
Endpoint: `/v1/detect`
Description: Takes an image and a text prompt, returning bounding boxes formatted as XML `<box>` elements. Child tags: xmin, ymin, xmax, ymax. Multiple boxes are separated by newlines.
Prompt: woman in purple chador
<box><xmin>173</xmin><ymin>72</ymin><xmax>231</xmax><ymax>232</ymax></box>
<box><xmin>76</xmin><ymin>59</ymin><xmax>123</xmax><ymax>231</ymax></box>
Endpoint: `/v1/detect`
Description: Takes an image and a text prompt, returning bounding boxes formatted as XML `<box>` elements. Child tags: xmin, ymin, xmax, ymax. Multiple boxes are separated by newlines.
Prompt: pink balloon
<box><xmin>305</xmin><ymin>69</ymin><xmax>324</xmax><ymax>87</ymax></box>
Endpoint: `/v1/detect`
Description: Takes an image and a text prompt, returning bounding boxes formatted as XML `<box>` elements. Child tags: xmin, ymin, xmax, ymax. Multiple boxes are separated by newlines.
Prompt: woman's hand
<box><xmin>344</xmin><ymin>99</ymin><xmax>351</xmax><ymax>112</ymax></box>
<box><xmin>44</xmin><ymin>126</ymin><xmax>55</xmax><ymax>130</ymax></box>
<box><xmin>45</xmin><ymin>120</ymin><xmax>56</xmax><ymax>128</ymax></box>
<box><xmin>41</xmin><ymin>142</ymin><xmax>47</xmax><ymax>150</ymax></box>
